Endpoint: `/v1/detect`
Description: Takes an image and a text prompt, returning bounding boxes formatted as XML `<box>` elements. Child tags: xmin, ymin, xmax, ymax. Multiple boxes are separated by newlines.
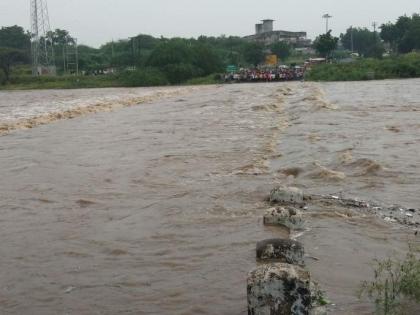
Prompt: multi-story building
<box><xmin>244</xmin><ymin>19</ymin><xmax>311</xmax><ymax>47</ymax></box>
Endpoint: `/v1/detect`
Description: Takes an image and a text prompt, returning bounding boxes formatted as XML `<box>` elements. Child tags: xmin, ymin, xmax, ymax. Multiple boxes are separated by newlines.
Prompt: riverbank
<box><xmin>307</xmin><ymin>52</ymin><xmax>420</xmax><ymax>81</ymax></box>
<box><xmin>0</xmin><ymin>72</ymin><xmax>220</xmax><ymax>91</ymax></box>
<box><xmin>2</xmin><ymin>53</ymin><xmax>420</xmax><ymax>90</ymax></box>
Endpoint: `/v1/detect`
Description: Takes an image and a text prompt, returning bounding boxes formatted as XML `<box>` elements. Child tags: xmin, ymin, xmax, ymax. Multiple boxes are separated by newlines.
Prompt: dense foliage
<box><xmin>0</xmin><ymin>25</ymin><xmax>30</xmax><ymax>51</ymax></box>
<box><xmin>146</xmin><ymin>39</ymin><xmax>222</xmax><ymax>83</ymax></box>
<box><xmin>313</xmin><ymin>31</ymin><xmax>338</xmax><ymax>58</ymax></box>
<box><xmin>1</xmin><ymin>11</ymin><xmax>420</xmax><ymax>86</ymax></box>
<box><xmin>270</xmin><ymin>42</ymin><xmax>291</xmax><ymax>61</ymax></box>
<box><xmin>0</xmin><ymin>47</ymin><xmax>28</xmax><ymax>83</ymax></box>
<box><xmin>340</xmin><ymin>27</ymin><xmax>384</xmax><ymax>58</ymax></box>
<box><xmin>359</xmin><ymin>245</ymin><xmax>420</xmax><ymax>315</ymax></box>
<box><xmin>118</xmin><ymin>68</ymin><xmax>168</xmax><ymax>86</ymax></box>
<box><xmin>0</xmin><ymin>25</ymin><xmax>258</xmax><ymax>85</ymax></box>
<box><xmin>306</xmin><ymin>53</ymin><xmax>420</xmax><ymax>81</ymax></box>
<box><xmin>380</xmin><ymin>14</ymin><xmax>420</xmax><ymax>53</ymax></box>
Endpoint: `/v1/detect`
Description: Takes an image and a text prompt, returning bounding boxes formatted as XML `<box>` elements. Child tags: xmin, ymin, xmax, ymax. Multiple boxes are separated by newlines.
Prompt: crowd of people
<box><xmin>224</xmin><ymin>66</ymin><xmax>306</xmax><ymax>83</ymax></box>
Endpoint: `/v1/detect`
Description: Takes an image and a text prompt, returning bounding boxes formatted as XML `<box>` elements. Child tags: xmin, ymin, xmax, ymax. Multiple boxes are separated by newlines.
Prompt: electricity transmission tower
<box><xmin>30</xmin><ymin>0</ymin><xmax>56</xmax><ymax>76</ymax></box>
<box><xmin>63</xmin><ymin>38</ymin><xmax>79</xmax><ymax>75</ymax></box>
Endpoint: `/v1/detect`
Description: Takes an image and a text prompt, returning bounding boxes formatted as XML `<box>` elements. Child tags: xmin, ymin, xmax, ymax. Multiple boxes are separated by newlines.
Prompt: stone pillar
<box><xmin>256</xmin><ymin>239</ymin><xmax>305</xmax><ymax>266</ymax></box>
<box><xmin>264</xmin><ymin>207</ymin><xmax>304</xmax><ymax>230</ymax></box>
<box><xmin>270</xmin><ymin>187</ymin><xmax>304</xmax><ymax>205</ymax></box>
<box><xmin>247</xmin><ymin>263</ymin><xmax>311</xmax><ymax>315</ymax></box>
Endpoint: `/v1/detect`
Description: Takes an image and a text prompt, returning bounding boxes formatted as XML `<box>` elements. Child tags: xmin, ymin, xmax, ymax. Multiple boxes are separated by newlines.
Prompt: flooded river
<box><xmin>0</xmin><ymin>80</ymin><xmax>419</xmax><ymax>314</ymax></box>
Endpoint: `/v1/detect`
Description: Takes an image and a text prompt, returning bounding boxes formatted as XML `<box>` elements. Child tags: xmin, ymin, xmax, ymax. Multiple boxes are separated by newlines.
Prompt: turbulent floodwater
<box><xmin>0</xmin><ymin>80</ymin><xmax>419</xmax><ymax>314</ymax></box>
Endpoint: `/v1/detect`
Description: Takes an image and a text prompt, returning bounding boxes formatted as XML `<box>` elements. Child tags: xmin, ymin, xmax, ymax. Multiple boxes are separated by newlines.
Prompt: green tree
<box><xmin>47</xmin><ymin>29</ymin><xmax>76</xmax><ymax>73</ymax></box>
<box><xmin>341</xmin><ymin>27</ymin><xmax>384</xmax><ymax>58</ymax></box>
<box><xmin>0</xmin><ymin>25</ymin><xmax>31</xmax><ymax>51</ymax></box>
<box><xmin>77</xmin><ymin>45</ymin><xmax>108</xmax><ymax>72</ymax></box>
<box><xmin>399</xmin><ymin>14</ymin><xmax>420</xmax><ymax>53</ymax></box>
<box><xmin>0</xmin><ymin>48</ymin><xmax>27</xmax><ymax>83</ymax></box>
<box><xmin>147</xmin><ymin>39</ymin><xmax>194</xmax><ymax>68</ymax></box>
<box><xmin>191</xmin><ymin>43</ymin><xmax>223</xmax><ymax>75</ymax></box>
<box><xmin>380</xmin><ymin>14</ymin><xmax>420</xmax><ymax>53</ymax></box>
<box><xmin>242</xmin><ymin>42</ymin><xmax>264</xmax><ymax>66</ymax></box>
<box><xmin>101</xmin><ymin>40</ymin><xmax>134</xmax><ymax>68</ymax></box>
<box><xmin>146</xmin><ymin>39</ymin><xmax>197</xmax><ymax>83</ymax></box>
<box><xmin>313</xmin><ymin>31</ymin><xmax>338</xmax><ymax>58</ymax></box>
<box><xmin>49</xmin><ymin>29</ymin><xmax>74</xmax><ymax>46</ymax></box>
<box><xmin>380</xmin><ymin>23</ymin><xmax>399</xmax><ymax>52</ymax></box>
<box><xmin>146</xmin><ymin>39</ymin><xmax>222</xmax><ymax>83</ymax></box>
<box><xmin>270</xmin><ymin>41</ymin><xmax>291</xmax><ymax>61</ymax></box>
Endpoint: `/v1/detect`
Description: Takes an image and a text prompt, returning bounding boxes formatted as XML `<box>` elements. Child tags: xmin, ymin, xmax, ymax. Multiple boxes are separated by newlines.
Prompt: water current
<box><xmin>0</xmin><ymin>80</ymin><xmax>419</xmax><ymax>314</ymax></box>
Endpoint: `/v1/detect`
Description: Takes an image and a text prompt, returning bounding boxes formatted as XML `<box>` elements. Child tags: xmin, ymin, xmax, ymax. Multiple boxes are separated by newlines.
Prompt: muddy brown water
<box><xmin>0</xmin><ymin>80</ymin><xmax>419</xmax><ymax>314</ymax></box>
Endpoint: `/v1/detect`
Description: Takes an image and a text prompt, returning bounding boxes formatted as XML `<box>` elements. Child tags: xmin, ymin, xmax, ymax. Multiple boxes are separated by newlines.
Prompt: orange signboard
<box><xmin>265</xmin><ymin>54</ymin><xmax>278</xmax><ymax>65</ymax></box>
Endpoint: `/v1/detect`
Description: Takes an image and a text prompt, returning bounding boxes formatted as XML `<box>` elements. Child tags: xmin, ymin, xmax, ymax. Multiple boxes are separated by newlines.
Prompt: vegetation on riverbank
<box><xmin>306</xmin><ymin>53</ymin><xmax>420</xmax><ymax>81</ymax></box>
<box><xmin>0</xmin><ymin>70</ymin><xmax>222</xmax><ymax>90</ymax></box>
<box><xmin>1</xmin><ymin>13</ymin><xmax>420</xmax><ymax>88</ymax></box>
<box><xmin>0</xmin><ymin>73</ymin><xmax>120</xmax><ymax>90</ymax></box>
<box><xmin>359</xmin><ymin>244</ymin><xmax>420</xmax><ymax>314</ymax></box>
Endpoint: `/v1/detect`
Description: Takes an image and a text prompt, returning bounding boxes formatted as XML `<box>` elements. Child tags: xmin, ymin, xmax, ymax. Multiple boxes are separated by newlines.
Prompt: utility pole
<box><xmin>350</xmin><ymin>26</ymin><xmax>354</xmax><ymax>53</ymax></box>
<box><xmin>138</xmin><ymin>38</ymin><xmax>141</xmax><ymax>64</ymax></box>
<box><xmin>111</xmin><ymin>40</ymin><xmax>115</xmax><ymax>58</ymax></box>
<box><xmin>372</xmin><ymin>22</ymin><xmax>378</xmax><ymax>43</ymax></box>
<box><xmin>372</xmin><ymin>22</ymin><xmax>377</xmax><ymax>33</ymax></box>
<box><xmin>322</xmin><ymin>14</ymin><xmax>332</xmax><ymax>33</ymax></box>
<box><xmin>30</xmin><ymin>0</ymin><xmax>55</xmax><ymax>75</ymax></box>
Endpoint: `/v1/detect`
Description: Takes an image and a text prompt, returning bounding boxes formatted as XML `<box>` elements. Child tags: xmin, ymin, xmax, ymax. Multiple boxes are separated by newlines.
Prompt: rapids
<box><xmin>1</xmin><ymin>79</ymin><xmax>419</xmax><ymax>314</ymax></box>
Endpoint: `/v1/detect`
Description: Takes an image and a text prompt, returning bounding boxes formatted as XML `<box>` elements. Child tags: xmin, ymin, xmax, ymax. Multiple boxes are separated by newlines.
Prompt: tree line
<box><xmin>314</xmin><ymin>13</ymin><xmax>420</xmax><ymax>59</ymax></box>
<box><xmin>0</xmin><ymin>25</ymin><xmax>294</xmax><ymax>85</ymax></box>
<box><xmin>0</xmin><ymin>12</ymin><xmax>419</xmax><ymax>86</ymax></box>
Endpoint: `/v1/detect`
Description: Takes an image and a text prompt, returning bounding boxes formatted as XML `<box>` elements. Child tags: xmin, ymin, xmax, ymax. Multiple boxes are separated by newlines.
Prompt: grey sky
<box><xmin>1</xmin><ymin>0</ymin><xmax>419</xmax><ymax>47</ymax></box>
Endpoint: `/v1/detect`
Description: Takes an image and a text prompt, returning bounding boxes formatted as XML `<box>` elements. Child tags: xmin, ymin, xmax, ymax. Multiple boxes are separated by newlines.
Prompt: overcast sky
<box><xmin>1</xmin><ymin>0</ymin><xmax>418</xmax><ymax>47</ymax></box>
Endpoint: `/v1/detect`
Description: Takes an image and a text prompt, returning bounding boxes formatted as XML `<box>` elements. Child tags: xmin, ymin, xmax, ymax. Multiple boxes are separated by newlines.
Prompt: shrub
<box><xmin>185</xmin><ymin>73</ymin><xmax>221</xmax><ymax>85</ymax></box>
<box><xmin>359</xmin><ymin>245</ymin><xmax>420</xmax><ymax>314</ymax></box>
<box><xmin>306</xmin><ymin>53</ymin><xmax>420</xmax><ymax>81</ymax></box>
<box><xmin>162</xmin><ymin>63</ymin><xmax>203</xmax><ymax>84</ymax></box>
<box><xmin>0</xmin><ymin>69</ymin><xmax>6</xmax><ymax>85</ymax></box>
<box><xmin>118</xmin><ymin>68</ymin><xmax>168</xmax><ymax>87</ymax></box>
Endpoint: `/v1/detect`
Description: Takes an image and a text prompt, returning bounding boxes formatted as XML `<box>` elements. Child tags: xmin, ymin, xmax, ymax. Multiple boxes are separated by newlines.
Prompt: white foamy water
<box><xmin>0</xmin><ymin>87</ymin><xmax>191</xmax><ymax>122</ymax></box>
<box><xmin>0</xmin><ymin>80</ymin><xmax>419</xmax><ymax>314</ymax></box>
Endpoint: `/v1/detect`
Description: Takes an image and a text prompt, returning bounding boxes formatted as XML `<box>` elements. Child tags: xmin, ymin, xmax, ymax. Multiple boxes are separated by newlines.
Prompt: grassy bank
<box><xmin>0</xmin><ymin>71</ymin><xmax>222</xmax><ymax>91</ymax></box>
<box><xmin>306</xmin><ymin>53</ymin><xmax>420</xmax><ymax>81</ymax></box>
<box><xmin>0</xmin><ymin>74</ymin><xmax>123</xmax><ymax>90</ymax></box>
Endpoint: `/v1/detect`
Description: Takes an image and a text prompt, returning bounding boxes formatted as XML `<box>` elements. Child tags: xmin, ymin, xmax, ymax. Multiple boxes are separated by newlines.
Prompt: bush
<box><xmin>118</xmin><ymin>68</ymin><xmax>168</xmax><ymax>87</ymax></box>
<box><xmin>2</xmin><ymin>74</ymin><xmax>121</xmax><ymax>90</ymax></box>
<box><xmin>306</xmin><ymin>53</ymin><xmax>420</xmax><ymax>81</ymax></box>
<box><xmin>146</xmin><ymin>39</ymin><xmax>222</xmax><ymax>84</ymax></box>
<box><xmin>163</xmin><ymin>63</ymin><xmax>203</xmax><ymax>84</ymax></box>
<box><xmin>0</xmin><ymin>69</ymin><xmax>6</xmax><ymax>85</ymax></box>
<box><xmin>359</xmin><ymin>245</ymin><xmax>420</xmax><ymax>314</ymax></box>
<box><xmin>185</xmin><ymin>73</ymin><xmax>221</xmax><ymax>85</ymax></box>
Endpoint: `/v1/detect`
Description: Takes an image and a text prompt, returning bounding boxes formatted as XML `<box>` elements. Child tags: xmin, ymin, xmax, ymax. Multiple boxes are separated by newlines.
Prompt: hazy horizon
<box><xmin>1</xmin><ymin>0</ymin><xmax>419</xmax><ymax>47</ymax></box>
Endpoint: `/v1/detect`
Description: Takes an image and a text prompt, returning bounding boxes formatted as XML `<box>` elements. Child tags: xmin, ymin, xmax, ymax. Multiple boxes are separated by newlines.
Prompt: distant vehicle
<box><xmin>307</xmin><ymin>58</ymin><xmax>326</xmax><ymax>65</ymax></box>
